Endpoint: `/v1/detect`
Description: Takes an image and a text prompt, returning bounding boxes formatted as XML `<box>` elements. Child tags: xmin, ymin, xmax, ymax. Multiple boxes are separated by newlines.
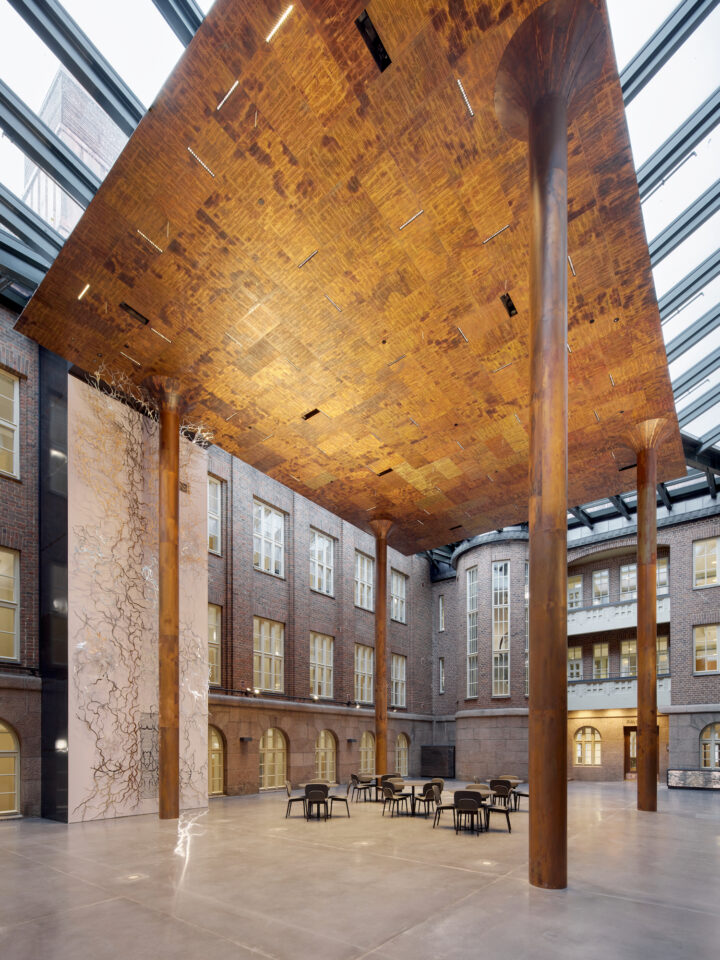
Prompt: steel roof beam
<box><xmin>672</xmin><ymin>343</ymin><xmax>720</xmax><ymax>398</ymax></box>
<box><xmin>0</xmin><ymin>182</ymin><xmax>63</xmax><ymax>260</ymax></box>
<box><xmin>8</xmin><ymin>0</ymin><xmax>144</xmax><ymax>137</ymax></box>
<box><xmin>621</xmin><ymin>0</ymin><xmax>720</xmax><ymax>105</ymax></box>
<box><xmin>659</xmin><ymin>247</ymin><xmax>720</xmax><ymax>318</ymax></box>
<box><xmin>609</xmin><ymin>494</ymin><xmax>632</xmax><ymax>520</ymax></box>
<box><xmin>707</xmin><ymin>468</ymin><xmax>718</xmax><ymax>498</ymax></box>
<box><xmin>678</xmin><ymin>384</ymin><xmax>720</xmax><ymax>427</ymax></box>
<box><xmin>657</xmin><ymin>483</ymin><xmax>673</xmax><ymax>511</ymax></box>
<box><xmin>0</xmin><ymin>79</ymin><xmax>99</xmax><ymax>208</ymax></box>
<box><xmin>151</xmin><ymin>0</ymin><xmax>204</xmax><ymax>46</ymax></box>
<box><xmin>637</xmin><ymin>86</ymin><xmax>720</xmax><ymax>198</ymax></box>
<box><xmin>666</xmin><ymin>300</ymin><xmax>720</xmax><ymax>364</ymax></box>
<box><xmin>682</xmin><ymin>432</ymin><xmax>720</xmax><ymax>474</ymax></box>
<box><xmin>697</xmin><ymin>425</ymin><xmax>720</xmax><ymax>454</ymax></box>
<box><xmin>0</xmin><ymin>231</ymin><xmax>50</xmax><ymax>289</ymax></box>
<box><xmin>649</xmin><ymin>178</ymin><xmax>720</xmax><ymax>265</ymax></box>
<box><xmin>569</xmin><ymin>506</ymin><xmax>594</xmax><ymax>530</ymax></box>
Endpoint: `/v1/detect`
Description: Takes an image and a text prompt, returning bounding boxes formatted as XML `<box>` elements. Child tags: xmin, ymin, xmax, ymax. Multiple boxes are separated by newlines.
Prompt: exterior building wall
<box><xmin>0</xmin><ymin>306</ymin><xmax>41</xmax><ymax>816</ymax></box>
<box><xmin>668</xmin><ymin>711</ymin><xmax>720</xmax><ymax>770</ymax></box>
<box><xmin>567</xmin><ymin>710</ymin><xmax>670</xmax><ymax>782</ymax></box>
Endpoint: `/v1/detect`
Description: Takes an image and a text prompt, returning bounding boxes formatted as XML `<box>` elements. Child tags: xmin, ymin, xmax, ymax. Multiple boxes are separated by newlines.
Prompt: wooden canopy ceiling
<box><xmin>17</xmin><ymin>0</ymin><xmax>685</xmax><ymax>554</ymax></box>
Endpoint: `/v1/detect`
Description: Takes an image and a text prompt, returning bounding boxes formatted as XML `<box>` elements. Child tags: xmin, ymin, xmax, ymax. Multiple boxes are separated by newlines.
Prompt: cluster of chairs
<box><xmin>380</xmin><ymin>776</ymin><xmax>445</xmax><ymax>817</ymax></box>
<box><xmin>285</xmin><ymin>780</ymin><xmax>351</xmax><ymax>820</ymax></box>
<box><xmin>433</xmin><ymin>780</ymin><xmax>514</xmax><ymax>834</ymax></box>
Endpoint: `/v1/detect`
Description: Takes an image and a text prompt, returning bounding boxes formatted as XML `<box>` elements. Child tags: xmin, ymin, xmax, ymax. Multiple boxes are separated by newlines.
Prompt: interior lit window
<box><xmin>0</xmin><ymin>720</ymin><xmax>20</xmax><ymax>815</ymax></box>
<box><xmin>359</xmin><ymin>730</ymin><xmax>375</xmax><ymax>776</ymax></box>
<box><xmin>574</xmin><ymin>726</ymin><xmax>602</xmax><ymax>765</ymax></box>
<box><xmin>310</xmin><ymin>632</ymin><xmax>333</xmax><ymax>699</ymax></box>
<box><xmin>208</xmin><ymin>604</ymin><xmax>221</xmax><ymax>686</ymax></box>
<box><xmin>253</xmin><ymin>617</ymin><xmax>284</xmax><ymax>692</ymax></box>
<box><xmin>391</xmin><ymin>654</ymin><xmax>406</xmax><ymax>708</ymax></box>
<box><xmin>694</xmin><ymin>624</ymin><xmax>718</xmax><ymax>674</ymax></box>
<box><xmin>592</xmin><ymin>570</ymin><xmax>610</xmax><ymax>605</ymax></box>
<box><xmin>568</xmin><ymin>646</ymin><xmax>583</xmax><ymax>681</ymax></box>
<box><xmin>492</xmin><ymin>561</ymin><xmax>509</xmax><ymax>696</ymax></box>
<box><xmin>568</xmin><ymin>573</ymin><xmax>583</xmax><ymax>609</ymax></box>
<box><xmin>395</xmin><ymin>733</ymin><xmax>409</xmax><ymax>777</ymax></box>
<box><xmin>207</xmin><ymin>476</ymin><xmax>222</xmax><ymax>554</ymax></box>
<box><xmin>0</xmin><ymin>372</ymin><xmax>19</xmax><ymax>479</ymax></box>
<box><xmin>593</xmin><ymin>642</ymin><xmax>609</xmax><ymax>680</ymax></box>
<box><xmin>253</xmin><ymin>500</ymin><xmax>284</xmax><ymax>577</ymax></box>
<box><xmin>0</xmin><ymin>548</ymin><xmax>19</xmax><ymax>661</ymax></box>
<box><xmin>315</xmin><ymin>729</ymin><xmax>336</xmax><ymax>781</ymax></box>
<box><xmin>354</xmin><ymin>551</ymin><xmax>374</xmax><ymax>611</ymax></box>
<box><xmin>354</xmin><ymin>643</ymin><xmax>373</xmax><ymax>703</ymax></box>
<box><xmin>259</xmin><ymin>727</ymin><xmax>286</xmax><ymax>789</ymax></box>
<box><xmin>693</xmin><ymin>538</ymin><xmax>718</xmax><ymax>588</ymax></box>
<box><xmin>620</xmin><ymin>640</ymin><xmax>637</xmax><ymax>677</ymax></box>
<box><xmin>700</xmin><ymin>722</ymin><xmax>720</xmax><ymax>769</ymax></box>
<box><xmin>208</xmin><ymin>725</ymin><xmax>224</xmax><ymax>796</ymax></box>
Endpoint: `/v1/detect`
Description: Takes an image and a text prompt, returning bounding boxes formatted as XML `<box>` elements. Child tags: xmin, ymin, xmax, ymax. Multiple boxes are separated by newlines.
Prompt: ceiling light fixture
<box><xmin>324</xmin><ymin>293</ymin><xmax>342</xmax><ymax>312</ymax></box>
<box><xmin>225</xmin><ymin>412</ymin><xmax>238</xmax><ymax>421</ymax></box>
<box><xmin>266</xmin><ymin>5</ymin><xmax>294</xmax><ymax>42</ymax></box>
<box><xmin>388</xmin><ymin>355</ymin><xmax>405</xmax><ymax>366</ymax></box>
<box><xmin>609</xmin><ymin>373</ymin><xmax>615</xmax><ymax>386</ymax></box>
<box><xmin>186</xmin><ymin>146</ymin><xmax>215</xmax><ymax>177</ymax></box>
<box><xmin>514</xmin><ymin>413</ymin><xmax>522</xmax><ymax>425</ymax></box>
<box><xmin>493</xmin><ymin>359</ymin><xmax>515</xmax><ymax>373</ymax></box>
<box><xmin>216</xmin><ymin>79</ymin><xmax>239</xmax><ymax>111</ymax></box>
<box><xmin>297</xmin><ymin>249</ymin><xmax>318</xmax><ymax>268</ymax></box>
<box><xmin>120</xmin><ymin>351</ymin><xmax>141</xmax><ymax>367</ymax></box>
<box><xmin>457</xmin><ymin>327</ymin><xmax>468</xmax><ymax>342</ymax></box>
<box><xmin>456</xmin><ymin>78</ymin><xmax>474</xmax><ymax>117</ymax></box>
<box><xmin>567</xmin><ymin>254</ymin><xmax>576</xmax><ymax>277</ymax></box>
<box><xmin>456</xmin><ymin>440</ymin><xmax>464</xmax><ymax>449</ymax></box>
<box><xmin>399</xmin><ymin>209</ymin><xmax>423</xmax><ymax>230</ymax></box>
<box><xmin>77</xmin><ymin>283</ymin><xmax>90</xmax><ymax>300</ymax></box>
<box><xmin>483</xmin><ymin>223</ymin><xmax>509</xmax><ymax>244</ymax></box>
<box><xmin>150</xmin><ymin>327</ymin><xmax>171</xmax><ymax>343</ymax></box>
<box><xmin>136</xmin><ymin>229</ymin><xmax>163</xmax><ymax>253</ymax></box>
<box><xmin>593</xmin><ymin>410</ymin><xmax>600</xmax><ymax>422</ymax></box>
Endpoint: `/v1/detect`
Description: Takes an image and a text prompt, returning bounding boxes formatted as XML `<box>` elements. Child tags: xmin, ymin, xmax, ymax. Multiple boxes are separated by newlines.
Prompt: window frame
<box><xmin>0</xmin><ymin>371</ymin><xmax>19</xmax><ymax>479</ymax></box>
<box><xmin>466</xmin><ymin>566</ymin><xmax>478</xmax><ymax>698</ymax></box>
<box><xmin>207</xmin><ymin>475</ymin><xmax>222</xmax><ymax>555</ymax></box>
<box><xmin>693</xmin><ymin>624</ymin><xmax>718</xmax><ymax>675</ymax></box>
<box><xmin>592</xmin><ymin>569</ymin><xmax>610</xmax><ymax>606</ymax></box>
<box><xmin>620</xmin><ymin>639</ymin><xmax>637</xmax><ymax>678</ymax></box>
<box><xmin>438</xmin><ymin>656</ymin><xmax>445</xmax><ymax>695</ymax></box>
<box><xmin>0</xmin><ymin>547</ymin><xmax>19</xmax><ymax>662</ymax></box>
<box><xmin>568</xmin><ymin>645</ymin><xmax>583</xmax><ymax>681</ymax></box>
<box><xmin>700</xmin><ymin>722</ymin><xmax>720</xmax><ymax>769</ymax></box>
<box><xmin>657</xmin><ymin>556</ymin><xmax>669</xmax><ymax>595</ymax></box>
<box><xmin>491</xmin><ymin>560</ymin><xmax>510</xmax><ymax>697</ymax></box>
<box><xmin>253</xmin><ymin>616</ymin><xmax>285</xmax><ymax>692</ymax></box>
<box><xmin>395</xmin><ymin>733</ymin><xmax>409</xmax><ymax>777</ymax></box>
<box><xmin>657</xmin><ymin>635</ymin><xmax>670</xmax><ymax>675</ymax></box>
<box><xmin>574</xmin><ymin>726</ymin><xmax>602</xmax><ymax>766</ymax></box>
<box><xmin>567</xmin><ymin>573</ymin><xmax>583</xmax><ymax>610</ymax></box>
<box><xmin>315</xmin><ymin>729</ymin><xmax>336</xmax><ymax>781</ymax></box>
<box><xmin>391</xmin><ymin>653</ymin><xmax>406</xmax><ymax>708</ymax></box>
<box><xmin>309</xmin><ymin>528</ymin><xmax>334</xmax><ymax>596</ymax></box>
<box><xmin>620</xmin><ymin>563</ymin><xmax>638</xmax><ymax>601</ymax></box>
<box><xmin>438</xmin><ymin>594</ymin><xmax>445</xmax><ymax>632</ymax></box>
<box><xmin>359</xmin><ymin>730</ymin><xmax>375</xmax><ymax>776</ymax></box>
<box><xmin>310</xmin><ymin>631</ymin><xmax>334</xmax><ymax>699</ymax></box>
<box><xmin>208</xmin><ymin>725</ymin><xmax>224</xmax><ymax>796</ymax></box>
<box><xmin>593</xmin><ymin>641</ymin><xmax>609</xmax><ymax>680</ymax></box>
<box><xmin>354</xmin><ymin>550</ymin><xmax>374</xmax><ymax>611</ymax></box>
<box><xmin>208</xmin><ymin>603</ymin><xmax>221</xmax><ymax>686</ymax></box>
<box><xmin>693</xmin><ymin>538</ymin><xmax>718</xmax><ymax>589</ymax></box>
<box><xmin>0</xmin><ymin>720</ymin><xmax>20</xmax><ymax>816</ymax></box>
<box><xmin>390</xmin><ymin>569</ymin><xmax>407</xmax><ymax>623</ymax></box>
<box><xmin>253</xmin><ymin>499</ymin><xmax>285</xmax><ymax>578</ymax></box>
<box><xmin>259</xmin><ymin>727</ymin><xmax>286</xmax><ymax>789</ymax></box>
<box><xmin>354</xmin><ymin>643</ymin><xmax>374</xmax><ymax>703</ymax></box>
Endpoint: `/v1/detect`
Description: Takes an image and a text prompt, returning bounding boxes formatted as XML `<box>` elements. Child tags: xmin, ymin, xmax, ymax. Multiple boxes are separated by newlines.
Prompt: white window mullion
<box><xmin>492</xmin><ymin>561</ymin><xmax>509</xmax><ymax>697</ymax></box>
<box><xmin>466</xmin><ymin>566</ymin><xmax>478</xmax><ymax>698</ymax></box>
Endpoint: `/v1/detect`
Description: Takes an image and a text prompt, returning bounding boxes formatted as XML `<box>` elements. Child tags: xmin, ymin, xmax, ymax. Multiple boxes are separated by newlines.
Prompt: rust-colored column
<box><xmin>150</xmin><ymin>377</ymin><xmax>182</xmax><ymax>820</ymax></box>
<box><xmin>495</xmin><ymin>0</ymin><xmax>606</xmax><ymax>889</ymax></box>
<box><xmin>624</xmin><ymin>419</ymin><xmax>667</xmax><ymax>812</ymax></box>
<box><xmin>369</xmin><ymin>517</ymin><xmax>393</xmax><ymax>777</ymax></box>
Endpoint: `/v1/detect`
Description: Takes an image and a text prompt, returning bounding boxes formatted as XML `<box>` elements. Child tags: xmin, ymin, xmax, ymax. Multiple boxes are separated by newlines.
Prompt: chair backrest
<box><xmin>430</xmin><ymin>778</ymin><xmax>445</xmax><ymax>792</ymax></box>
<box><xmin>305</xmin><ymin>782</ymin><xmax>329</xmax><ymax>797</ymax></box>
<box><xmin>489</xmin><ymin>779</ymin><xmax>511</xmax><ymax>798</ymax></box>
<box><xmin>350</xmin><ymin>773</ymin><xmax>360</xmax><ymax>786</ymax></box>
<box><xmin>285</xmin><ymin>780</ymin><xmax>293</xmax><ymax>797</ymax></box>
<box><xmin>420</xmin><ymin>781</ymin><xmax>435</xmax><ymax>798</ymax></box>
<box><xmin>306</xmin><ymin>788</ymin><xmax>327</xmax><ymax>803</ymax></box>
<box><xmin>455</xmin><ymin>794</ymin><xmax>480</xmax><ymax>813</ymax></box>
<box><xmin>382</xmin><ymin>784</ymin><xmax>396</xmax><ymax>800</ymax></box>
<box><xmin>431</xmin><ymin>784</ymin><xmax>443</xmax><ymax>805</ymax></box>
<box><xmin>454</xmin><ymin>789</ymin><xmax>481</xmax><ymax>805</ymax></box>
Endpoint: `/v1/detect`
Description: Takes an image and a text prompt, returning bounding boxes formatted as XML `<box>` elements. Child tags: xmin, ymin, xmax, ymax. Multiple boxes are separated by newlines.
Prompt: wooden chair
<box><xmin>454</xmin><ymin>791</ymin><xmax>482</xmax><ymax>835</ymax></box>
<box><xmin>329</xmin><ymin>782</ymin><xmax>351</xmax><ymax>818</ymax></box>
<box><xmin>413</xmin><ymin>782</ymin><xmax>436</xmax><ymax>818</ymax></box>
<box><xmin>305</xmin><ymin>784</ymin><xmax>329</xmax><ymax>820</ymax></box>
<box><xmin>381</xmin><ymin>783</ymin><xmax>410</xmax><ymax>817</ymax></box>
<box><xmin>285</xmin><ymin>780</ymin><xmax>305</xmax><ymax>818</ymax></box>
<box><xmin>350</xmin><ymin>773</ymin><xmax>373</xmax><ymax>802</ymax></box>
<box><xmin>486</xmin><ymin>781</ymin><xmax>512</xmax><ymax>832</ymax></box>
<box><xmin>432</xmin><ymin>784</ymin><xmax>455</xmax><ymax>829</ymax></box>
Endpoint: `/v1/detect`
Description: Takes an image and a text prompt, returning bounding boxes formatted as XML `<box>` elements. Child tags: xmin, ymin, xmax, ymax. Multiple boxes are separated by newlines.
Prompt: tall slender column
<box><xmin>624</xmin><ymin>419</ymin><xmax>667</xmax><ymax>812</ymax></box>
<box><xmin>149</xmin><ymin>377</ymin><xmax>182</xmax><ymax>820</ymax></box>
<box><xmin>495</xmin><ymin>0</ymin><xmax>606</xmax><ymax>889</ymax></box>
<box><xmin>369</xmin><ymin>517</ymin><xmax>393</xmax><ymax>777</ymax></box>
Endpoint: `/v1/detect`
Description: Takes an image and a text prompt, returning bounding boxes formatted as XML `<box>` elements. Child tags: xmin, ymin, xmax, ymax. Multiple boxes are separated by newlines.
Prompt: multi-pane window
<box><xmin>207</xmin><ymin>476</ymin><xmax>222</xmax><ymax>554</ymax></box>
<box><xmin>390</xmin><ymin>570</ymin><xmax>407</xmax><ymax>623</ymax></box>
<box><xmin>592</xmin><ymin>570</ymin><xmax>610</xmax><ymax>605</ymax></box>
<box><xmin>259</xmin><ymin>727</ymin><xmax>286</xmax><ymax>788</ymax></box>
<box><xmin>466</xmin><ymin>566</ymin><xmax>478</xmax><ymax>698</ymax></box>
<box><xmin>391</xmin><ymin>653</ymin><xmax>406</xmax><ymax>707</ymax></box>
<box><xmin>208</xmin><ymin>726</ymin><xmax>224</xmax><ymax>796</ymax></box>
<box><xmin>593</xmin><ymin>642</ymin><xmax>609</xmax><ymax>679</ymax></box>
<box><xmin>310</xmin><ymin>632</ymin><xmax>333</xmax><ymax>699</ymax></box>
<box><xmin>574</xmin><ymin>726</ymin><xmax>601</xmax><ymax>765</ymax></box>
<box><xmin>354</xmin><ymin>643</ymin><xmax>374</xmax><ymax>703</ymax></box>
<box><xmin>396</xmin><ymin>733</ymin><xmax>409</xmax><ymax>777</ymax></box>
<box><xmin>208</xmin><ymin>603</ymin><xmax>221</xmax><ymax>686</ymax></box>
<box><xmin>439</xmin><ymin>657</ymin><xmax>445</xmax><ymax>694</ymax></box>
<box><xmin>694</xmin><ymin>624</ymin><xmax>718</xmax><ymax>674</ymax></box>
<box><xmin>253</xmin><ymin>617</ymin><xmax>284</xmax><ymax>691</ymax></box>
<box><xmin>524</xmin><ymin>560</ymin><xmax>529</xmax><ymax>697</ymax></box>
<box><xmin>253</xmin><ymin>500</ymin><xmax>284</xmax><ymax>577</ymax></box>
<box><xmin>0</xmin><ymin>548</ymin><xmax>19</xmax><ymax>661</ymax></box>
<box><xmin>315</xmin><ymin>729</ymin><xmax>336</xmax><ymax>781</ymax></box>
<box><xmin>620</xmin><ymin>640</ymin><xmax>637</xmax><ymax>677</ymax></box>
<box><xmin>0</xmin><ymin>372</ymin><xmax>19</xmax><ymax>478</ymax></box>
<box><xmin>359</xmin><ymin>730</ymin><xmax>375</xmax><ymax>776</ymax></box>
<box><xmin>620</xmin><ymin>564</ymin><xmax>637</xmax><ymax>600</ymax></box>
<box><xmin>492</xmin><ymin>561</ymin><xmax>510</xmax><ymax>697</ymax></box>
<box><xmin>693</xmin><ymin>538</ymin><xmax>718</xmax><ymax>588</ymax></box>
<box><xmin>438</xmin><ymin>595</ymin><xmax>445</xmax><ymax>632</ymax></box>
<box><xmin>354</xmin><ymin>551</ymin><xmax>374</xmax><ymax>611</ymax></box>
<box><xmin>568</xmin><ymin>574</ymin><xmax>583</xmax><ymax>609</ymax></box>
<box><xmin>568</xmin><ymin>646</ymin><xmax>583</xmax><ymax>680</ymax></box>
<box><xmin>700</xmin><ymin>723</ymin><xmax>720</xmax><ymax>769</ymax></box>
<box><xmin>0</xmin><ymin>721</ymin><xmax>19</xmax><ymax>816</ymax></box>
<box><xmin>657</xmin><ymin>635</ymin><xmax>670</xmax><ymax>675</ymax></box>
<box><xmin>657</xmin><ymin>557</ymin><xmax>669</xmax><ymax>595</ymax></box>
<box><xmin>309</xmin><ymin>529</ymin><xmax>333</xmax><ymax>595</ymax></box>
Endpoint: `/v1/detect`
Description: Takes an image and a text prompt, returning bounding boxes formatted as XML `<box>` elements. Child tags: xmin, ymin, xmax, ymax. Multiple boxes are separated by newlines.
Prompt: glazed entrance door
<box><xmin>624</xmin><ymin>727</ymin><xmax>637</xmax><ymax>778</ymax></box>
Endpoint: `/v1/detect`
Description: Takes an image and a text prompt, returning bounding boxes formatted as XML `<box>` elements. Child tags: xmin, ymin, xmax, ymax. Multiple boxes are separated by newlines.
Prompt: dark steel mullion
<box><xmin>649</xmin><ymin>178</ymin><xmax>720</xmax><ymax>265</ymax></box>
<box><xmin>682</xmin><ymin>433</ymin><xmax>720</xmax><ymax>473</ymax></box>
<box><xmin>666</xmin><ymin>301</ymin><xmax>720</xmax><ymax>364</ymax></box>
<box><xmin>621</xmin><ymin>0</ymin><xmax>720</xmax><ymax>105</ymax></box>
<box><xmin>673</xmin><ymin>343</ymin><xmax>720</xmax><ymax>399</ymax></box>
<box><xmin>0</xmin><ymin>182</ymin><xmax>63</xmax><ymax>259</ymax></box>
<box><xmin>8</xmin><ymin>0</ymin><xmax>144</xmax><ymax>136</ymax></box>
<box><xmin>698</xmin><ymin>425</ymin><xmax>720</xmax><ymax>454</ymax></box>
<box><xmin>659</xmin><ymin>247</ymin><xmax>720</xmax><ymax>318</ymax></box>
<box><xmin>637</xmin><ymin>87</ymin><xmax>720</xmax><ymax>198</ymax></box>
<box><xmin>0</xmin><ymin>79</ymin><xmax>99</xmax><ymax>208</ymax></box>
<box><xmin>150</xmin><ymin>0</ymin><xmax>204</xmax><ymax>47</ymax></box>
<box><xmin>0</xmin><ymin>232</ymin><xmax>50</xmax><ymax>288</ymax></box>
<box><xmin>678</xmin><ymin>384</ymin><xmax>720</xmax><ymax>427</ymax></box>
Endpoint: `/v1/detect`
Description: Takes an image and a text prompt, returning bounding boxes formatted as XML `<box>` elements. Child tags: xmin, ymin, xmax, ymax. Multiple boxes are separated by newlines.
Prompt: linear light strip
<box><xmin>187</xmin><ymin>146</ymin><xmax>216</xmax><ymax>178</ymax></box>
<box><xmin>216</xmin><ymin>80</ymin><xmax>239</xmax><ymax>111</ymax></box>
<box><xmin>137</xmin><ymin>229</ymin><xmax>163</xmax><ymax>253</ymax></box>
<box><xmin>399</xmin><ymin>209</ymin><xmax>424</xmax><ymax>230</ymax></box>
<box><xmin>151</xmin><ymin>327</ymin><xmax>171</xmax><ymax>343</ymax></box>
<box><xmin>388</xmin><ymin>355</ymin><xmax>406</xmax><ymax>366</ymax></box>
<box><xmin>324</xmin><ymin>293</ymin><xmax>342</xmax><ymax>312</ymax></box>
<box><xmin>483</xmin><ymin>223</ymin><xmax>510</xmax><ymax>244</ymax></box>
<box><xmin>457</xmin><ymin>327</ymin><xmax>468</xmax><ymax>342</ymax></box>
<box><xmin>120</xmin><ymin>351</ymin><xmax>141</xmax><ymax>367</ymax></box>
<box><xmin>568</xmin><ymin>254</ymin><xmax>576</xmax><ymax>277</ymax></box>
<box><xmin>456</xmin><ymin>78</ymin><xmax>474</xmax><ymax>117</ymax></box>
<box><xmin>77</xmin><ymin>283</ymin><xmax>90</xmax><ymax>300</ymax></box>
<box><xmin>225</xmin><ymin>412</ymin><xmax>238</xmax><ymax>421</ymax></box>
<box><xmin>266</xmin><ymin>5</ymin><xmax>294</xmax><ymax>42</ymax></box>
<box><xmin>298</xmin><ymin>249</ymin><xmax>318</xmax><ymax>268</ymax></box>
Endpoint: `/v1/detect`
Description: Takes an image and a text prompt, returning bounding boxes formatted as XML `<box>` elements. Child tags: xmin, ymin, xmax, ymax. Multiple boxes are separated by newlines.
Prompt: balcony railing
<box><xmin>567</xmin><ymin>595</ymin><xmax>670</xmax><ymax>635</ymax></box>
<box><xmin>567</xmin><ymin>675</ymin><xmax>671</xmax><ymax>710</ymax></box>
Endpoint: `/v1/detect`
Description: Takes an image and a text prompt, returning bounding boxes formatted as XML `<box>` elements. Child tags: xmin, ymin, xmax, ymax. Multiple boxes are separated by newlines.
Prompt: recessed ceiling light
<box><xmin>456</xmin><ymin>78</ymin><xmax>474</xmax><ymax>117</ymax></box>
<box><xmin>483</xmin><ymin>224</ymin><xmax>510</xmax><ymax>245</ymax></box>
<box><xmin>186</xmin><ymin>146</ymin><xmax>215</xmax><ymax>178</ymax></box>
<box><xmin>298</xmin><ymin>249</ymin><xmax>318</xmax><ymax>268</ymax></box>
<box><xmin>136</xmin><ymin>229</ymin><xmax>163</xmax><ymax>253</ymax></box>
<box><xmin>399</xmin><ymin>209</ymin><xmax>424</xmax><ymax>230</ymax></box>
<box><xmin>216</xmin><ymin>79</ymin><xmax>238</xmax><ymax>111</ymax></box>
<box><xmin>568</xmin><ymin>254</ymin><xmax>576</xmax><ymax>277</ymax></box>
<box><xmin>151</xmin><ymin>327</ymin><xmax>171</xmax><ymax>343</ymax></box>
<box><xmin>77</xmin><ymin>283</ymin><xmax>90</xmax><ymax>300</ymax></box>
<box><xmin>266</xmin><ymin>5</ymin><xmax>294</xmax><ymax>42</ymax></box>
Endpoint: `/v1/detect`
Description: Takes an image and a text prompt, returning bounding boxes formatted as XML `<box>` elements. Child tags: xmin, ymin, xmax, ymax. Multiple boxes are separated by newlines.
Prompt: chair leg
<box><xmin>506</xmin><ymin>809</ymin><xmax>511</xmax><ymax>833</ymax></box>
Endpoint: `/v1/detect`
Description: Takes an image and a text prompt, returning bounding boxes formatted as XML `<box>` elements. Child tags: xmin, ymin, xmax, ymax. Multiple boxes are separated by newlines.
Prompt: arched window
<box><xmin>208</xmin><ymin>725</ymin><xmax>224</xmax><ymax>796</ymax></box>
<box><xmin>700</xmin><ymin>723</ymin><xmax>720</xmax><ymax>769</ymax></box>
<box><xmin>395</xmin><ymin>733</ymin><xmax>409</xmax><ymax>776</ymax></box>
<box><xmin>0</xmin><ymin>720</ymin><xmax>19</xmax><ymax>816</ymax></box>
<box><xmin>259</xmin><ymin>727</ymin><xmax>286</xmax><ymax>788</ymax></box>
<box><xmin>315</xmin><ymin>729</ymin><xmax>336</xmax><ymax>781</ymax></box>
<box><xmin>575</xmin><ymin>726</ymin><xmax>601</xmax><ymax>765</ymax></box>
<box><xmin>359</xmin><ymin>731</ymin><xmax>375</xmax><ymax>776</ymax></box>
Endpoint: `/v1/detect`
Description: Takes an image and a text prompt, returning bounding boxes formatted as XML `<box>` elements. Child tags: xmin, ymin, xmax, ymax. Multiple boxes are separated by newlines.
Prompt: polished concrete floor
<box><xmin>1</xmin><ymin>781</ymin><xmax>718</xmax><ymax>960</ymax></box>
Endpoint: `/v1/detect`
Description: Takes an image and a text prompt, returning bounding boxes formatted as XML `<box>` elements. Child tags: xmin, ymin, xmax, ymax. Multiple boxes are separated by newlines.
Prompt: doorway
<box><xmin>624</xmin><ymin>727</ymin><xmax>637</xmax><ymax>779</ymax></box>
